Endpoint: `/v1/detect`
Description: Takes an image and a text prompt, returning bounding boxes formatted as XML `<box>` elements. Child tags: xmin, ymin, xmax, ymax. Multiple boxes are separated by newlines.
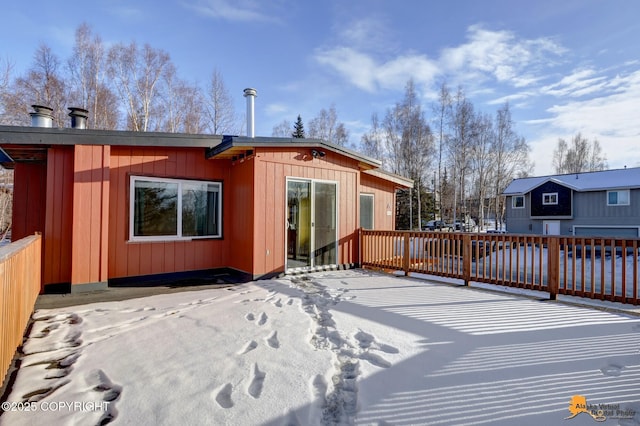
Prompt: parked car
<box><xmin>424</xmin><ymin>220</ymin><xmax>452</xmax><ymax>231</ymax></box>
<box><xmin>452</xmin><ymin>219</ymin><xmax>476</xmax><ymax>232</ymax></box>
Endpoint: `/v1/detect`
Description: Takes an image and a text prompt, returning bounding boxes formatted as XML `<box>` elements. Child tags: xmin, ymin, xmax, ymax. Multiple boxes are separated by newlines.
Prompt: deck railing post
<box><xmin>547</xmin><ymin>237</ymin><xmax>559</xmax><ymax>300</ymax></box>
<box><xmin>403</xmin><ymin>232</ymin><xmax>410</xmax><ymax>276</ymax></box>
<box><xmin>462</xmin><ymin>234</ymin><xmax>472</xmax><ymax>286</ymax></box>
<box><xmin>358</xmin><ymin>228</ymin><xmax>362</xmax><ymax>267</ymax></box>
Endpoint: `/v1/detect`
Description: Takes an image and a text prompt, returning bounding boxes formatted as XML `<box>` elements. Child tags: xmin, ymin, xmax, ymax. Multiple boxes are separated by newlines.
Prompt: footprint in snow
<box><xmin>272</xmin><ymin>298</ymin><xmax>283</xmax><ymax>307</ymax></box>
<box><xmin>214</xmin><ymin>383</ymin><xmax>234</xmax><ymax>408</ymax></box>
<box><xmin>265</xmin><ymin>331</ymin><xmax>279</xmax><ymax>349</ymax></box>
<box><xmin>256</xmin><ymin>312</ymin><xmax>268</xmax><ymax>326</ymax></box>
<box><xmin>238</xmin><ymin>340</ymin><xmax>258</xmax><ymax>355</ymax></box>
<box><xmin>354</xmin><ymin>330</ymin><xmax>374</xmax><ymax>349</ymax></box>
<box><xmin>247</xmin><ymin>363</ymin><xmax>266</xmax><ymax>398</ymax></box>
<box><xmin>311</xmin><ymin>374</ymin><xmax>327</xmax><ymax>399</ymax></box>
<box><xmin>358</xmin><ymin>352</ymin><xmax>392</xmax><ymax>369</ymax></box>
<box><xmin>245</xmin><ymin>313</ymin><xmax>255</xmax><ymax>321</ymax></box>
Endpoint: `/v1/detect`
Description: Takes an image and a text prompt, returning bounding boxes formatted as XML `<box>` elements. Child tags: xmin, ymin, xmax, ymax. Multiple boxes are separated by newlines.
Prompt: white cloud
<box><xmin>487</xmin><ymin>92</ymin><xmax>534</xmax><ymax>106</ymax></box>
<box><xmin>338</xmin><ymin>17</ymin><xmax>394</xmax><ymax>52</ymax></box>
<box><xmin>439</xmin><ymin>25</ymin><xmax>565</xmax><ymax>87</ymax></box>
<box><xmin>546</xmin><ymin>73</ymin><xmax>640</xmax><ymax>137</ymax></box>
<box><xmin>264</xmin><ymin>102</ymin><xmax>289</xmax><ymax>117</ymax></box>
<box><xmin>186</xmin><ymin>0</ymin><xmax>276</xmax><ymax>23</ymax></box>
<box><xmin>314</xmin><ymin>47</ymin><xmax>378</xmax><ymax>92</ymax></box>
<box><xmin>527</xmin><ymin>70</ymin><xmax>640</xmax><ymax>174</ymax></box>
<box><xmin>315</xmin><ymin>24</ymin><xmax>565</xmax><ymax>97</ymax></box>
<box><xmin>540</xmin><ymin>68</ymin><xmax>609</xmax><ymax>97</ymax></box>
<box><xmin>108</xmin><ymin>6</ymin><xmax>144</xmax><ymax>20</ymax></box>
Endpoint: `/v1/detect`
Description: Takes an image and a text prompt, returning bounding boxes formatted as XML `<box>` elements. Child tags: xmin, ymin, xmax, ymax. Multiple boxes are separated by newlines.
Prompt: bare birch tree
<box><xmin>446</xmin><ymin>87</ymin><xmax>475</xmax><ymax>224</ymax></box>
<box><xmin>0</xmin><ymin>58</ymin><xmax>15</xmax><ymax>124</ymax></box>
<box><xmin>107</xmin><ymin>42</ymin><xmax>171</xmax><ymax>131</ymax></box>
<box><xmin>491</xmin><ymin>102</ymin><xmax>532</xmax><ymax>229</ymax></box>
<box><xmin>552</xmin><ymin>133</ymin><xmax>608</xmax><ymax>174</ymax></box>
<box><xmin>67</xmin><ymin>23</ymin><xmax>118</xmax><ymax>129</ymax></box>
<box><xmin>204</xmin><ymin>69</ymin><xmax>237</xmax><ymax>135</ymax></box>
<box><xmin>432</xmin><ymin>81</ymin><xmax>452</xmax><ymax>220</ymax></box>
<box><xmin>469</xmin><ymin>112</ymin><xmax>494</xmax><ymax>230</ymax></box>
<box><xmin>308</xmin><ymin>104</ymin><xmax>351</xmax><ymax>146</ymax></box>
<box><xmin>360</xmin><ymin>113</ymin><xmax>385</xmax><ymax>163</ymax></box>
<box><xmin>334</xmin><ymin>122</ymin><xmax>350</xmax><ymax>147</ymax></box>
<box><xmin>384</xmin><ymin>79</ymin><xmax>434</xmax><ymax>229</ymax></box>
<box><xmin>272</xmin><ymin>119</ymin><xmax>292</xmax><ymax>137</ymax></box>
<box><xmin>11</xmin><ymin>44</ymin><xmax>67</xmax><ymax>126</ymax></box>
<box><xmin>156</xmin><ymin>63</ymin><xmax>205</xmax><ymax>133</ymax></box>
<box><xmin>0</xmin><ymin>168</ymin><xmax>12</xmax><ymax>242</ymax></box>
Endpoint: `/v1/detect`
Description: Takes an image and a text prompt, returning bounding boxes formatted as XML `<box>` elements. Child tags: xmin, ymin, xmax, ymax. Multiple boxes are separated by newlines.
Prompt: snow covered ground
<box><xmin>1</xmin><ymin>269</ymin><xmax>640</xmax><ymax>425</ymax></box>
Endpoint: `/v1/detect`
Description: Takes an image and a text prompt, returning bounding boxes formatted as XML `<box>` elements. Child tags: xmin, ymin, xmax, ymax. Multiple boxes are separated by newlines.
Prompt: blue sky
<box><xmin>1</xmin><ymin>0</ymin><xmax>639</xmax><ymax>175</ymax></box>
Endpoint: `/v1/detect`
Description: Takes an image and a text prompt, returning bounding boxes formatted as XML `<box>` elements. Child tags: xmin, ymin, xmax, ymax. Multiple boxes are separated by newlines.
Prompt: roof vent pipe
<box><xmin>30</xmin><ymin>105</ymin><xmax>54</xmax><ymax>128</ymax></box>
<box><xmin>68</xmin><ymin>107</ymin><xmax>89</xmax><ymax>129</ymax></box>
<box><xmin>243</xmin><ymin>88</ymin><xmax>257</xmax><ymax>138</ymax></box>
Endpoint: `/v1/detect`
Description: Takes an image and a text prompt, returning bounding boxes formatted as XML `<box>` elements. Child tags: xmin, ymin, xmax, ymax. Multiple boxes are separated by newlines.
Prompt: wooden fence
<box><xmin>1</xmin><ymin>234</ymin><xmax>41</xmax><ymax>387</ymax></box>
<box><xmin>360</xmin><ymin>230</ymin><xmax>640</xmax><ymax>305</ymax></box>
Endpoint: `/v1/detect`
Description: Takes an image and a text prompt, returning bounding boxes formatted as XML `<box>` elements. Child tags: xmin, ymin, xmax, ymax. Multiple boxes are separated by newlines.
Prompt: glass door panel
<box><xmin>287</xmin><ymin>181</ymin><xmax>311</xmax><ymax>269</ymax></box>
<box><xmin>313</xmin><ymin>182</ymin><xmax>337</xmax><ymax>266</ymax></box>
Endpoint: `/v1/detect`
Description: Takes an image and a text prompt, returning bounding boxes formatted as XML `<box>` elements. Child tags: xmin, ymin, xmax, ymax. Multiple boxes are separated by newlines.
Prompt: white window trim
<box><xmin>512</xmin><ymin>195</ymin><xmax>525</xmax><ymax>209</ymax></box>
<box><xmin>360</xmin><ymin>193</ymin><xmax>375</xmax><ymax>230</ymax></box>
<box><xmin>607</xmin><ymin>189</ymin><xmax>630</xmax><ymax>206</ymax></box>
<box><xmin>129</xmin><ymin>175</ymin><xmax>222</xmax><ymax>242</ymax></box>
<box><xmin>542</xmin><ymin>192</ymin><xmax>558</xmax><ymax>205</ymax></box>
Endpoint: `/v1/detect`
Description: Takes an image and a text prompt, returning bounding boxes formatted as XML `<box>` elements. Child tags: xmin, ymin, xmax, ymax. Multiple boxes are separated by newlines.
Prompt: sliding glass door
<box><xmin>286</xmin><ymin>179</ymin><xmax>337</xmax><ymax>270</ymax></box>
<box><xmin>287</xmin><ymin>181</ymin><xmax>311</xmax><ymax>268</ymax></box>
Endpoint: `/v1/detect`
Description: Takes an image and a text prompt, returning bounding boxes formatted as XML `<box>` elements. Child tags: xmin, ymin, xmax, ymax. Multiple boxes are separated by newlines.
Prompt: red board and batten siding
<box><xmin>71</xmin><ymin>145</ymin><xmax>110</xmax><ymax>286</ymax></box>
<box><xmin>227</xmin><ymin>156</ymin><xmax>255</xmax><ymax>274</ymax></box>
<box><xmin>43</xmin><ymin>147</ymin><xmax>74</xmax><ymax>286</ymax></box>
<box><xmin>11</xmin><ymin>162</ymin><xmax>46</xmax><ymax>241</ymax></box>
<box><xmin>360</xmin><ymin>172</ymin><xmax>397</xmax><ymax>231</ymax></box>
<box><xmin>108</xmin><ymin>146</ymin><xmax>232</xmax><ymax>280</ymax></box>
<box><xmin>251</xmin><ymin>148</ymin><xmax>362</xmax><ymax>277</ymax></box>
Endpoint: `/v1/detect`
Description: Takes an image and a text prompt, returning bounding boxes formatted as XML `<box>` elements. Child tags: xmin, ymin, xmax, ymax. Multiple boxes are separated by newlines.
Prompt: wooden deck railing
<box><xmin>360</xmin><ymin>230</ymin><xmax>640</xmax><ymax>305</ymax></box>
<box><xmin>1</xmin><ymin>234</ymin><xmax>42</xmax><ymax>387</ymax></box>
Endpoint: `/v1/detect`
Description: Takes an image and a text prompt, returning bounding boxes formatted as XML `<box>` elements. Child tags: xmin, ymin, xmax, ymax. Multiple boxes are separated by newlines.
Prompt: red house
<box><xmin>0</xmin><ymin>101</ymin><xmax>411</xmax><ymax>293</ymax></box>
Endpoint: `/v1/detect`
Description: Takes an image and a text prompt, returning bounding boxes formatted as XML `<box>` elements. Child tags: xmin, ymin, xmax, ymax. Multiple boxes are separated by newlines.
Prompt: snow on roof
<box><xmin>503</xmin><ymin>167</ymin><xmax>640</xmax><ymax>195</ymax></box>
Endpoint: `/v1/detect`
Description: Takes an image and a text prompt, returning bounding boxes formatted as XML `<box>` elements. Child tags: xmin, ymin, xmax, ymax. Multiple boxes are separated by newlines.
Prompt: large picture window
<box><xmin>607</xmin><ymin>190</ymin><xmax>630</xmax><ymax>206</ymax></box>
<box><xmin>130</xmin><ymin>176</ymin><xmax>222</xmax><ymax>241</ymax></box>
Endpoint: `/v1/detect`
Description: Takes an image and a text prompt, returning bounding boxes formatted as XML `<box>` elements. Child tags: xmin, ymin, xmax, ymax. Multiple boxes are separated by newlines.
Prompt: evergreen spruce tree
<box><xmin>292</xmin><ymin>115</ymin><xmax>305</xmax><ymax>138</ymax></box>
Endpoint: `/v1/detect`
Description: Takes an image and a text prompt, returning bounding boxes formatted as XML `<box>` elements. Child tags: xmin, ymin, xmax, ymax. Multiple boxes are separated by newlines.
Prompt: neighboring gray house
<box><xmin>503</xmin><ymin>167</ymin><xmax>640</xmax><ymax>237</ymax></box>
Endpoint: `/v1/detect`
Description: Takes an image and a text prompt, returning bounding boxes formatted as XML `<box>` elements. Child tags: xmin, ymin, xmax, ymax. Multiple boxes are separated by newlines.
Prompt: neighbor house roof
<box><xmin>503</xmin><ymin>167</ymin><xmax>640</xmax><ymax>195</ymax></box>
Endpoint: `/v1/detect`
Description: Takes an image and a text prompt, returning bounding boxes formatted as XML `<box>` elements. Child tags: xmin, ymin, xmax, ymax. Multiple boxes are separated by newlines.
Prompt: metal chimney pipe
<box><xmin>243</xmin><ymin>88</ymin><xmax>257</xmax><ymax>138</ymax></box>
<box><xmin>68</xmin><ymin>107</ymin><xmax>89</xmax><ymax>129</ymax></box>
<box><xmin>30</xmin><ymin>105</ymin><xmax>54</xmax><ymax>128</ymax></box>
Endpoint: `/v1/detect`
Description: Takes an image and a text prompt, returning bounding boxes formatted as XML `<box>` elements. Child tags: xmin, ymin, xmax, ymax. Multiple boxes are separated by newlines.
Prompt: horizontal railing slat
<box><xmin>360</xmin><ymin>229</ymin><xmax>639</xmax><ymax>305</ymax></box>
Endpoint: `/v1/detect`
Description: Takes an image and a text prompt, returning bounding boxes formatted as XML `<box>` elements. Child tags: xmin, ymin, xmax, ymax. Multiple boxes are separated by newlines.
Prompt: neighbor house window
<box><xmin>360</xmin><ymin>193</ymin><xmax>374</xmax><ymax>229</ymax></box>
<box><xmin>512</xmin><ymin>196</ymin><xmax>524</xmax><ymax>209</ymax></box>
<box><xmin>130</xmin><ymin>176</ymin><xmax>222</xmax><ymax>241</ymax></box>
<box><xmin>542</xmin><ymin>192</ymin><xmax>558</xmax><ymax>205</ymax></box>
<box><xmin>607</xmin><ymin>189</ymin><xmax>630</xmax><ymax>206</ymax></box>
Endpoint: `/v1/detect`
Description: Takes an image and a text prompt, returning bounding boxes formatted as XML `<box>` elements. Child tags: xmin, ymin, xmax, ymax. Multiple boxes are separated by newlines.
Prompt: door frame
<box><xmin>285</xmin><ymin>177</ymin><xmax>339</xmax><ymax>271</ymax></box>
<box><xmin>543</xmin><ymin>220</ymin><xmax>561</xmax><ymax>235</ymax></box>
